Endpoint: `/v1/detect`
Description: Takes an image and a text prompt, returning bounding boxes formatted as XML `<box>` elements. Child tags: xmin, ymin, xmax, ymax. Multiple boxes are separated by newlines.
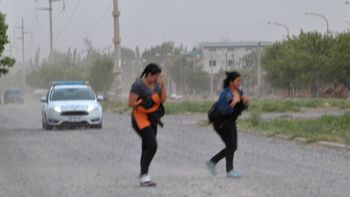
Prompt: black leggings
<box><xmin>132</xmin><ymin>121</ymin><xmax>158</xmax><ymax>175</ymax></box>
<box><xmin>210</xmin><ymin>121</ymin><xmax>237</xmax><ymax>172</ymax></box>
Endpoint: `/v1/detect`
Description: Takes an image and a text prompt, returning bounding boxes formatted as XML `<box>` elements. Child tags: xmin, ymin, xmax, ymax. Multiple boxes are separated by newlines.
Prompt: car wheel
<box><xmin>91</xmin><ymin>122</ymin><xmax>102</xmax><ymax>129</ymax></box>
<box><xmin>43</xmin><ymin>114</ymin><xmax>53</xmax><ymax>130</ymax></box>
<box><xmin>46</xmin><ymin>124</ymin><xmax>54</xmax><ymax>130</ymax></box>
<box><xmin>42</xmin><ymin>116</ymin><xmax>46</xmax><ymax>129</ymax></box>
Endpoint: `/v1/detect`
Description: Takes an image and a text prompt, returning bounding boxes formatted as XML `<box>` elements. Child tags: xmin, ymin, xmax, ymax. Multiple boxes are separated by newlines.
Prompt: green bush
<box><xmin>249</xmin><ymin>109</ymin><xmax>261</xmax><ymax>127</ymax></box>
<box><xmin>241</xmin><ymin>112</ymin><xmax>350</xmax><ymax>145</ymax></box>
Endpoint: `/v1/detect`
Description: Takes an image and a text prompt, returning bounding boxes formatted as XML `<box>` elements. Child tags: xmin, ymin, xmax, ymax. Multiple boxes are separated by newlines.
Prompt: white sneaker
<box><xmin>139</xmin><ymin>174</ymin><xmax>157</xmax><ymax>187</ymax></box>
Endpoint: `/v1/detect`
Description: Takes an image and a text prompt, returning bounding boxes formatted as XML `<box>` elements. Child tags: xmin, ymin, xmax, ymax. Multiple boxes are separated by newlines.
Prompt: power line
<box><xmin>71</xmin><ymin>2</ymin><xmax>112</xmax><ymax>35</ymax></box>
<box><xmin>53</xmin><ymin>7</ymin><xmax>65</xmax><ymax>21</ymax></box>
<box><xmin>53</xmin><ymin>0</ymin><xmax>66</xmax><ymax>20</ymax></box>
<box><xmin>29</xmin><ymin>7</ymin><xmax>39</xmax><ymax>59</ymax></box>
<box><xmin>83</xmin><ymin>2</ymin><xmax>113</xmax><ymax>38</ymax></box>
<box><xmin>37</xmin><ymin>0</ymin><xmax>64</xmax><ymax>54</ymax></box>
<box><xmin>88</xmin><ymin>2</ymin><xmax>113</xmax><ymax>29</ymax></box>
<box><xmin>56</xmin><ymin>0</ymin><xmax>81</xmax><ymax>39</ymax></box>
<box><xmin>57</xmin><ymin>6</ymin><xmax>66</xmax><ymax>32</ymax></box>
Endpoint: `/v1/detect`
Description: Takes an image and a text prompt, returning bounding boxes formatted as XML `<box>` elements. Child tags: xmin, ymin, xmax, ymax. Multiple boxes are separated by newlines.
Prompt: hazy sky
<box><xmin>0</xmin><ymin>0</ymin><xmax>349</xmax><ymax>61</ymax></box>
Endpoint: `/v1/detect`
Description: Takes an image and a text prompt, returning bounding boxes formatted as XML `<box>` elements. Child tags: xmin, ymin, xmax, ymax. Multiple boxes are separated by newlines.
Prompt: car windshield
<box><xmin>50</xmin><ymin>88</ymin><xmax>95</xmax><ymax>101</ymax></box>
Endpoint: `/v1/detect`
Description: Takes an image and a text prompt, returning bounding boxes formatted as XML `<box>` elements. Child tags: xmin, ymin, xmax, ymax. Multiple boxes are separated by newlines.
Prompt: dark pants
<box><xmin>132</xmin><ymin>121</ymin><xmax>158</xmax><ymax>175</ymax></box>
<box><xmin>210</xmin><ymin>121</ymin><xmax>237</xmax><ymax>172</ymax></box>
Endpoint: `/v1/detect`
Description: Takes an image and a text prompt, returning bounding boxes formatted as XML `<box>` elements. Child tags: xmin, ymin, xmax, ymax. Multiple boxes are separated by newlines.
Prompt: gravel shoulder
<box><xmin>0</xmin><ymin>102</ymin><xmax>349</xmax><ymax>197</ymax></box>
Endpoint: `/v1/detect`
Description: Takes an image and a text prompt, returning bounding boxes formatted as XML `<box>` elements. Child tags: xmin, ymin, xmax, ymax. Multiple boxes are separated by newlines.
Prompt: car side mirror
<box><xmin>40</xmin><ymin>97</ymin><xmax>47</xmax><ymax>103</ymax></box>
<box><xmin>97</xmin><ymin>96</ymin><xmax>104</xmax><ymax>102</ymax></box>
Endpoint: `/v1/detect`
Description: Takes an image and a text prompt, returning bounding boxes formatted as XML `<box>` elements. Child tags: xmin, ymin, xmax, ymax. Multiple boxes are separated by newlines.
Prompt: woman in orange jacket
<box><xmin>128</xmin><ymin>63</ymin><xmax>167</xmax><ymax>187</ymax></box>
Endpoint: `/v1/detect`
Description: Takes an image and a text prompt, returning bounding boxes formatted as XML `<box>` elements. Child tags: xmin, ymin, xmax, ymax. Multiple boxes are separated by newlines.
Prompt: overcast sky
<box><xmin>1</xmin><ymin>0</ymin><xmax>349</xmax><ymax>61</ymax></box>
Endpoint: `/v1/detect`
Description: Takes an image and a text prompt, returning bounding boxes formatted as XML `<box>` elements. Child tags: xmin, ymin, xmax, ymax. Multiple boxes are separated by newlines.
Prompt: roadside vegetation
<box><xmin>238</xmin><ymin>112</ymin><xmax>350</xmax><ymax>145</ymax></box>
<box><xmin>103</xmin><ymin>98</ymin><xmax>350</xmax><ymax>145</ymax></box>
<box><xmin>103</xmin><ymin>98</ymin><xmax>350</xmax><ymax>114</ymax></box>
<box><xmin>0</xmin><ymin>13</ymin><xmax>15</xmax><ymax>78</ymax></box>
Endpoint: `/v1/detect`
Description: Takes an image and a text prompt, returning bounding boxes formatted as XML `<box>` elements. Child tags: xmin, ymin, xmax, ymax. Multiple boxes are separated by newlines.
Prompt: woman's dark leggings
<box><xmin>210</xmin><ymin>121</ymin><xmax>237</xmax><ymax>172</ymax></box>
<box><xmin>133</xmin><ymin>122</ymin><xmax>158</xmax><ymax>175</ymax></box>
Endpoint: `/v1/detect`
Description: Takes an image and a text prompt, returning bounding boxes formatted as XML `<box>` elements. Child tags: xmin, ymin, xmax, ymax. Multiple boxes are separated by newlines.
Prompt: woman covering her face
<box><xmin>128</xmin><ymin>63</ymin><xmax>167</xmax><ymax>187</ymax></box>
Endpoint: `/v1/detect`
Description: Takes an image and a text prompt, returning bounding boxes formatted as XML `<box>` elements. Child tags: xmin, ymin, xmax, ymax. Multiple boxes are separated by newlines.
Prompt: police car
<box><xmin>41</xmin><ymin>81</ymin><xmax>103</xmax><ymax>130</ymax></box>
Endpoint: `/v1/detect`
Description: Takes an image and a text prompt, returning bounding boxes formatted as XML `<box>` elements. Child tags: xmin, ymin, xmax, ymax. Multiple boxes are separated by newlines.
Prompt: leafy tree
<box><xmin>26</xmin><ymin>50</ymin><xmax>86</xmax><ymax>88</ymax></box>
<box><xmin>240</xmin><ymin>49</ymin><xmax>259</xmax><ymax>91</ymax></box>
<box><xmin>88</xmin><ymin>54</ymin><xmax>114</xmax><ymax>93</ymax></box>
<box><xmin>121</xmin><ymin>47</ymin><xmax>137</xmax><ymax>84</ymax></box>
<box><xmin>141</xmin><ymin>42</ymin><xmax>212</xmax><ymax>95</ymax></box>
<box><xmin>0</xmin><ymin>13</ymin><xmax>15</xmax><ymax>77</ymax></box>
<box><xmin>142</xmin><ymin>42</ymin><xmax>181</xmax><ymax>64</ymax></box>
<box><xmin>165</xmin><ymin>55</ymin><xmax>188</xmax><ymax>94</ymax></box>
<box><xmin>261</xmin><ymin>31</ymin><xmax>334</xmax><ymax>89</ymax></box>
<box><xmin>165</xmin><ymin>52</ymin><xmax>211</xmax><ymax>95</ymax></box>
<box><xmin>261</xmin><ymin>41</ymin><xmax>293</xmax><ymax>88</ymax></box>
<box><xmin>329</xmin><ymin>33</ymin><xmax>350</xmax><ymax>83</ymax></box>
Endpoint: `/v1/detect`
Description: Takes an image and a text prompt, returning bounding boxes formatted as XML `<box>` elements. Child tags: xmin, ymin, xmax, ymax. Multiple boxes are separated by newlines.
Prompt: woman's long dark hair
<box><xmin>140</xmin><ymin>63</ymin><xmax>162</xmax><ymax>78</ymax></box>
<box><xmin>223</xmin><ymin>71</ymin><xmax>241</xmax><ymax>89</ymax></box>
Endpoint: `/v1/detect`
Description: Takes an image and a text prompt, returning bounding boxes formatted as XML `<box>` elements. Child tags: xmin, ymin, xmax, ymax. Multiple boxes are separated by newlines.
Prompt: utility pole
<box><xmin>257</xmin><ymin>42</ymin><xmax>262</xmax><ymax>97</ymax></box>
<box><xmin>15</xmin><ymin>19</ymin><xmax>30</xmax><ymax>90</ymax></box>
<box><xmin>49</xmin><ymin>0</ymin><xmax>53</xmax><ymax>54</ymax></box>
<box><xmin>225</xmin><ymin>50</ymin><xmax>228</xmax><ymax>72</ymax></box>
<box><xmin>38</xmin><ymin>0</ymin><xmax>62</xmax><ymax>55</ymax></box>
<box><xmin>112</xmin><ymin>0</ymin><xmax>122</xmax><ymax>95</ymax></box>
<box><xmin>210</xmin><ymin>55</ymin><xmax>214</xmax><ymax>96</ymax></box>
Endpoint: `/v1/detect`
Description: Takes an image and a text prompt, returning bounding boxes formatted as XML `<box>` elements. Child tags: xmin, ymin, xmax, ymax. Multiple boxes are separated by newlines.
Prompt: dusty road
<box><xmin>0</xmin><ymin>99</ymin><xmax>349</xmax><ymax>197</ymax></box>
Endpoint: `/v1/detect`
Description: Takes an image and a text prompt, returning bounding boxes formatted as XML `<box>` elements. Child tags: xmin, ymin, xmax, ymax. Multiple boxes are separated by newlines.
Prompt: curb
<box><xmin>272</xmin><ymin>134</ymin><xmax>350</xmax><ymax>150</ymax></box>
<box><xmin>317</xmin><ymin>141</ymin><xmax>350</xmax><ymax>150</ymax></box>
<box><xmin>240</xmin><ymin>129</ymin><xmax>350</xmax><ymax>151</ymax></box>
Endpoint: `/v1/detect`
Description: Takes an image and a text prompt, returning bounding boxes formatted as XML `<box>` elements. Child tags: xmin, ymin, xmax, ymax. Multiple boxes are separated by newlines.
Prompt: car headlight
<box><xmin>54</xmin><ymin>106</ymin><xmax>61</xmax><ymax>113</ymax></box>
<box><xmin>87</xmin><ymin>105</ymin><xmax>97</xmax><ymax>112</ymax></box>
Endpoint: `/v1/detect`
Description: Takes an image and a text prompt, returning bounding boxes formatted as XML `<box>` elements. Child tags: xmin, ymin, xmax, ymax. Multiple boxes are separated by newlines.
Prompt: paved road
<box><xmin>0</xmin><ymin>100</ymin><xmax>349</xmax><ymax>197</ymax></box>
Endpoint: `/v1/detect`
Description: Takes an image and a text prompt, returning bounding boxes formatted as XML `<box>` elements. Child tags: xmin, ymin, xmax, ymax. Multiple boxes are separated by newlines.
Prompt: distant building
<box><xmin>196</xmin><ymin>41</ymin><xmax>273</xmax><ymax>74</ymax></box>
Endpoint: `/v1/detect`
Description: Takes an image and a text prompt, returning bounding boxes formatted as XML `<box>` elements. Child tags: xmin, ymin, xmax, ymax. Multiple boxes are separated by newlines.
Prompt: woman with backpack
<box><xmin>128</xmin><ymin>63</ymin><xmax>167</xmax><ymax>187</ymax></box>
<box><xmin>206</xmin><ymin>71</ymin><xmax>249</xmax><ymax>178</ymax></box>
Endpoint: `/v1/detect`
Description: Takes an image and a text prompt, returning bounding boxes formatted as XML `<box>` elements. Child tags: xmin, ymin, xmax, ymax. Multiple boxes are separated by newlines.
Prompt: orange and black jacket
<box><xmin>132</xmin><ymin>92</ymin><xmax>163</xmax><ymax>130</ymax></box>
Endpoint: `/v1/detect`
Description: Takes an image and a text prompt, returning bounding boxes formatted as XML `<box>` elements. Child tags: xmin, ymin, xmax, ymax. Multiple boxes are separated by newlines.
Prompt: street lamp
<box><xmin>345</xmin><ymin>1</ymin><xmax>350</xmax><ymax>31</ymax></box>
<box><xmin>209</xmin><ymin>55</ymin><xmax>214</xmax><ymax>96</ymax></box>
<box><xmin>257</xmin><ymin>42</ymin><xmax>262</xmax><ymax>97</ymax></box>
<box><xmin>305</xmin><ymin>11</ymin><xmax>329</xmax><ymax>36</ymax></box>
<box><xmin>225</xmin><ymin>50</ymin><xmax>229</xmax><ymax>72</ymax></box>
<box><xmin>267</xmin><ymin>21</ymin><xmax>290</xmax><ymax>39</ymax></box>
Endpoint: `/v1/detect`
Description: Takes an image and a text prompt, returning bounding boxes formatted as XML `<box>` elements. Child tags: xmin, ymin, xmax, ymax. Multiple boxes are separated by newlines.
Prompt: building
<box><xmin>198</xmin><ymin>41</ymin><xmax>273</xmax><ymax>74</ymax></box>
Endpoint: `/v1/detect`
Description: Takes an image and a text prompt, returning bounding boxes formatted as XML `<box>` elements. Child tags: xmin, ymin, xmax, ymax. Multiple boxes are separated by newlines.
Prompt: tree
<box><xmin>0</xmin><ymin>13</ymin><xmax>15</xmax><ymax>77</ymax></box>
<box><xmin>240</xmin><ymin>49</ymin><xmax>259</xmax><ymax>91</ymax></box>
<box><xmin>261</xmin><ymin>41</ymin><xmax>294</xmax><ymax>88</ymax></box>
<box><xmin>329</xmin><ymin>33</ymin><xmax>350</xmax><ymax>83</ymax></box>
<box><xmin>142</xmin><ymin>42</ymin><xmax>181</xmax><ymax>64</ymax></box>
<box><xmin>88</xmin><ymin>54</ymin><xmax>114</xmax><ymax>94</ymax></box>
<box><xmin>26</xmin><ymin>39</ymin><xmax>117</xmax><ymax>92</ymax></box>
<box><xmin>166</xmin><ymin>55</ymin><xmax>188</xmax><ymax>94</ymax></box>
<box><xmin>26</xmin><ymin>50</ymin><xmax>87</xmax><ymax>88</ymax></box>
<box><xmin>185</xmin><ymin>66</ymin><xmax>210</xmax><ymax>94</ymax></box>
<box><xmin>261</xmin><ymin>31</ymin><xmax>334</xmax><ymax>89</ymax></box>
<box><xmin>165</xmin><ymin>51</ymin><xmax>211</xmax><ymax>95</ymax></box>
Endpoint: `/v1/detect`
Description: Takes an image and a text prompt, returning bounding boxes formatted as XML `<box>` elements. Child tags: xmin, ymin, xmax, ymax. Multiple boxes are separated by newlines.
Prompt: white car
<box><xmin>41</xmin><ymin>81</ymin><xmax>103</xmax><ymax>130</ymax></box>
